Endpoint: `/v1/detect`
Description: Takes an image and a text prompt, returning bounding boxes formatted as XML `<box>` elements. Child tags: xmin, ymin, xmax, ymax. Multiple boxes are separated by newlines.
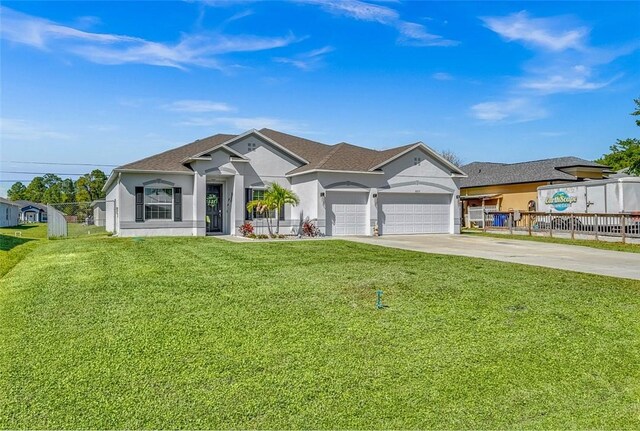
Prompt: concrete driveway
<box><xmin>346</xmin><ymin>234</ymin><xmax>640</xmax><ymax>280</ymax></box>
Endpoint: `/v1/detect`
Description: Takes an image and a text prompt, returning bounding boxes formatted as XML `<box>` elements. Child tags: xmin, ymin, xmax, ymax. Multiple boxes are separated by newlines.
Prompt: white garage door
<box><xmin>379</xmin><ymin>193</ymin><xmax>451</xmax><ymax>234</ymax></box>
<box><xmin>326</xmin><ymin>191</ymin><xmax>368</xmax><ymax>236</ymax></box>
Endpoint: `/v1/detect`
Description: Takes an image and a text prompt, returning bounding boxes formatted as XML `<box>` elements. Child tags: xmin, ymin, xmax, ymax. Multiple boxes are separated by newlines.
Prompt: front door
<box><xmin>206</xmin><ymin>184</ymin><xmax>223</xmax><ymax>233</ymax></box>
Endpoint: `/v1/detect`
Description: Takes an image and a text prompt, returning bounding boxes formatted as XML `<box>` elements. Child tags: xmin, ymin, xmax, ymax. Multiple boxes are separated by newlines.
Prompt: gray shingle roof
<box><xmin>114</xmin><ymin>128</ymin><xmax>441</xmax><ymax>176</ymax></box>
<box><xmin>118</xmin><ymin>134</ymin><xmax>236</xmax><ymax>172</ymax></box>
<box><xmin>0</xmin><ymin>197</ymin><xmax>21</xmax><ymax>207</ymax></box>
<box><xmin>13</xmin><ymin>200</ymin><xmax>47</xmax><ymax>211</ymax></box>
<box><xmin>460</xmin><ymin>157</ymin><xmax>609</xmax><ymax>188</ymax></box>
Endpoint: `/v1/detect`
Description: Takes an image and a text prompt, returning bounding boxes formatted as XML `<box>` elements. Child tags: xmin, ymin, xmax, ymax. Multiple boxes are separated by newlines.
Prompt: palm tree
<box><xmin>246</xmin><ymin>197</ymin><xmax>276</xmax><ymax>236</ymax></box>
<box><xmin>246</xmin><ymin>183</ymin><xmax>300</xmax><ymax>235</ymax></box>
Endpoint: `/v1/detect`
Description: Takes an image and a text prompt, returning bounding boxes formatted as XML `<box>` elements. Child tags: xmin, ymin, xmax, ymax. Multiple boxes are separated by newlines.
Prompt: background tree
<box><xmin>60</xmin><ymin>178</ymin><xmax>76</xmax><ymax>203</ymax></box>
<box><xmin>596</xmin><ymin>97</ymin><xmax>640</xmax><ymax>175</ymax></box>
<box><xmin>7</xmin><ymin>182</ymin><xmax>27</xmax><ymax>201</ymax></box>
<box><xmin>596</xmin><ymin>139</ymin><xmax>640</xmax><ymax>174</ymax></box>
<box><xmin>24</xmin><ymin>177</ymin><xmax>46</xmax><ymax>202</ymax></box>
<box><xmin>440</xmin><ymin>149</ymin><xmax>463</xmax><ymax>167</ymax></box>
<box><xmin>41</xmin><ymin>174</ymin><xmax>63</xmax><ymax>204</ymax></box>
<box><xmin>632</xmin><ymin>97</ymin><xmax>640</xmax><ymax>127</ymax></box>
<box><xmin>75</xmin><ymin>169</ymin><xmax>107</xmax><ymax>202</ymax></box>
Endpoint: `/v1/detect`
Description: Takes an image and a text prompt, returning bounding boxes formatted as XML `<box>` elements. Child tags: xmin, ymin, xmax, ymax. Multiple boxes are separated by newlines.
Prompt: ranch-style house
<box><xmin>103</xmin><ymin>128</ymin><xmax>466</xmax><ymax>237</ymax></box>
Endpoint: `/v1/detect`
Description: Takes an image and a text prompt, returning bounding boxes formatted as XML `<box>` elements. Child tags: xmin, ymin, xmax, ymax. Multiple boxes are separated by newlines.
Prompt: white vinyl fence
<box><xmin>47</xmin><ymin>200</ymin><xmax>115</xmax><ymax>239</ymax></box>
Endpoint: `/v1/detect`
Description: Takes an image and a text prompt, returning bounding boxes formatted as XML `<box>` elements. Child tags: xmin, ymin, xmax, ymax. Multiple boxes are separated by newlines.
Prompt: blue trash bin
<box><xmin>493</xmin><ymin>214</ymin><xmax>508</xmax><ymax>227</ymax></box>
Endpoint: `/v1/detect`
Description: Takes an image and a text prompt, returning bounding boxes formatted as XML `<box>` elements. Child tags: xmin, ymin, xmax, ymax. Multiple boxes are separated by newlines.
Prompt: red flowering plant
<box><xmin>238</xmin><ymin>221</ymin><xmax>254</xmax><ymax>237</ymax></box>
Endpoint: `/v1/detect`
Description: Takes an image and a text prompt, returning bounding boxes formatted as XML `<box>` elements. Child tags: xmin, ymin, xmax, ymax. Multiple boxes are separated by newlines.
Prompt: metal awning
<box><xmin>460</xmin><ymin>193</ymin><xmax>501</xmax><ymax>200</ymax></box>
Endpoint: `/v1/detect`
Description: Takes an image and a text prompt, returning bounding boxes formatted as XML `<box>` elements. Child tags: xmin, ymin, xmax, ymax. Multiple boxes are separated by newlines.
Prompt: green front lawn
<box><xmin>0</xmin><ymin>223</ymin><xmax>48</xmax><ymax>277</ymax></box>
<box><xmin>1</xmin><ymin>237</ymin><xmax>639</xmax><ymax>429</ymax></box>
<box><xmin>463</xmin><ymin>228</ymin><xmax>640</xmax><ymax>253</ymax></box>
<box><xmin>0</xmin><ymin>222</ymin><xmax>48</xmax><ymax>239</ymax></box>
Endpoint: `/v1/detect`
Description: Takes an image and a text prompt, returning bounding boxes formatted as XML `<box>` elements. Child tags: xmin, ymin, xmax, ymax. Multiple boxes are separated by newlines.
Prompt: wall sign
<box><xmin>545</xmin><ymin>191</ymin><xmax>577</xmax><ymax>211</ymax></box>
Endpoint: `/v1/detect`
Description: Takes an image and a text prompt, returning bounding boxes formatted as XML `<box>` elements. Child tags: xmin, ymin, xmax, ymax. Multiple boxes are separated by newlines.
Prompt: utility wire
<box><xmin>0</xmin><ymin>171</ymin><xmax>86</xmax><ymax>175</ymax></box>
<box><xmin>2</xmin><ymin>161</ymin><xmax>118</xmax><ymax>167</ymax></box>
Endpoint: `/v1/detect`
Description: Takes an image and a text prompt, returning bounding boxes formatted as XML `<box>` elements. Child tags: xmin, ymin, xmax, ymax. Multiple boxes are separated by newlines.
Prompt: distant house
<box><xmin>15</xmin><ymin>200</ymin><xmax>48</xmax><ymax>223</ymax></box>
<box><xmin>0</xmin><ymin>197</ymin><xmax>21</xmax><ymax>227</ymax></box>
<box><xmin>460</xmin><ymin>157</ymin><xmax>610</xmax><ymax>227</ymax></box>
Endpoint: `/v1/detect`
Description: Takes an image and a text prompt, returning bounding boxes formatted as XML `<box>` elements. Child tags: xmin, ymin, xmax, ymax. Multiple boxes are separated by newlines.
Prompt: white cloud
<box><xmin>475</xmin><ymin>9</ymin><xmax>638</xmax><ymax>124</ymax></box>
<box><xmin>396</xmin><ymin>21</ymin><xmax>458</xmax><ymax>47</ymax></box>
<box><xmin>162</xmin><ymin>100</ymin><xmax>235</xmax><ymax>113</ymax></box>
<box><xmin>432</xmin><ymin>72</ymin><xmax>453</xmax><ymax>81</ymax></box>
<box><xmin>177</xmin><ymin>116</ymin><xmax>305</xmax><ymax>132</ymax></box>
<box><xmin>274</xmin><ymin>45</ymin><xmax>334</xmax><ymax>70</ymax></box>
<box><xmin>520</xmin><ymin>69</ymin><xmax>620</xmax><ymax>94</ymax></box>
<box><xmin>0</xmin><ymin>118</ymin><xmax>73</xmax><ymax>141</ymax></box>
<box><xmin>470</xmin><ymin>98</ymin><xmax>547</xmax><ymax>123</ymax></box>
<box><xmin>0</xmin><ymin>6</ymin><xmax>300</xmax><ymax>70</ymax></box>
<box><xmin>303</xmin><ymin>0</ymin><xmax>398</xmax><ymax>24</ymax></box>
<box><xmin>297</xmin><ymin>0</ymin><xmax>458</xmax><ymax>47</ymax></box>
<box><xmin>481</xmin><ymin>11</ymin><xmax>588</xmax><ymax>52</ymax></box>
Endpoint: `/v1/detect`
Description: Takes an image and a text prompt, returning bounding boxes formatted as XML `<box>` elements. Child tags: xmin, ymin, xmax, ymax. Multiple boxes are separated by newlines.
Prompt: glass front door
<box><xmin>206</xmin><ymin>184</ymin><xmax>222</xmax><ymax>233</ymax></box>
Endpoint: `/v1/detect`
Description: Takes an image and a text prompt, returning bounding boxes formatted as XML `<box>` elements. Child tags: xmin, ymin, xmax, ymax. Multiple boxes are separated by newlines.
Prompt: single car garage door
<box><xmin>378</xmin><ymin>193</ymin><xmax>451</xmax><ymax>234</ymax></box>
<box><xmin>326</xmin><ymin>191</ymin><xmax>368</xmax><ymax>236</ymax></box>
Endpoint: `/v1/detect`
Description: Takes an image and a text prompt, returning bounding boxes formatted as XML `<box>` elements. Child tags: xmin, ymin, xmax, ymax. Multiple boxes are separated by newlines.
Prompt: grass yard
<box><xmin>0</xmin><ymin>223</ymin><xmax>48</xmax><ymax>277</ymax></box>
<box><xmin>463</xmin><ymin>229</ymin><xmax>640</xmax><ymax>254</ymax></box>
<box><xmin>0</xmin><ymin>222</ymin><xmax>48</xmax><ymax>239</ymax></box>
<box><xmin>1</xmin><ymin>237</ymin><xmax>639</xmax><ymax>429</ymax></box>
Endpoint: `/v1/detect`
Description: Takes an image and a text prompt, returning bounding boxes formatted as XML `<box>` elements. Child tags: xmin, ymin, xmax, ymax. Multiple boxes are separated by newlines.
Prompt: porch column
<box><xmin>232</xmin><ymin>174</ymin><xmax>244</xmax><ymax>235</ymax></box>
<box><xmin>369</xmin><ymin>188</ymin><xmax>378</xmax><ymax>236</ymax></box>
<box><xmin>193</xmin><ymin>172</ymin><xmax>206</xmax><ymax>236</ymax></box>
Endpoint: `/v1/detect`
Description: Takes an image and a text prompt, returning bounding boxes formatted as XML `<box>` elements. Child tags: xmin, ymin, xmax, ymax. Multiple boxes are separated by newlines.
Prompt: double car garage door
<box><xmin>326</xmin><ymin>191</ymin><xmax>451</xmax><ymax>236</ymax></box>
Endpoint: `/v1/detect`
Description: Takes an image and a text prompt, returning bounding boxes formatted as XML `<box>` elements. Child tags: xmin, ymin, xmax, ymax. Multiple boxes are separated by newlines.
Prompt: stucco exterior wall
<box><xmin>105</xmin><ymin>181</ymin><xmax>118</xmax><ymax>234</ymax></box>
<box><xmin>462</xmin><ymin>181</ymin><xmax>552</xmax><ymax>211</ymax></box>
<box><xmin>0</xmin><ymin>203</ymin><xmax>20</xmax><ymax>227</ymax></box>
<box><xmin>290</xmin><ymin>173</ymin><xmax>319</xmax><ymax>228</ymax></box>
<box><xmin>116</xmin><ymin>172</ymin><xmax>198</xmax><ymax>237</ymax></box>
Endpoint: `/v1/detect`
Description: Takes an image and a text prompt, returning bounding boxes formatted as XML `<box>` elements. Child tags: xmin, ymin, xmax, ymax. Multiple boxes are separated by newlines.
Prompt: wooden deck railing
<box><xmin>484</xmin><ymin>211</ymin><xmax>640</xmax><ymax>243</ymax></box>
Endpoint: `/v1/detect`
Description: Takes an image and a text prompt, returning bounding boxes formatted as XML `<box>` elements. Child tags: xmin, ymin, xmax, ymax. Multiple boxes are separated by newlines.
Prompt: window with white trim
<box><xmin>248</xmin><ymin>142</ymin><xmax>257</xmax><ymax>151</ymax></box>
<box><xmin>144</xmin><ymin>188</ymin><xmax>173</xmax><ymax>220</ymax></box>
<box><xmin>250</xmin><ymin>189</ymin><xmax>284</xmax><ymax>220</ymax></box>
<box><xmin>413</xmin><ymin>157</ymin><xmax>421</xmax><ymax>166</ymax></box>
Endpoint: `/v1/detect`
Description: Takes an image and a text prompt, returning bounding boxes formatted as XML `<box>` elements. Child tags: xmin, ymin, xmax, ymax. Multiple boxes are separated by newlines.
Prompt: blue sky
<box><xmin>1</xmin><ymin>1</ymin><xmax>639</xmax><ymax>196</ymax></box>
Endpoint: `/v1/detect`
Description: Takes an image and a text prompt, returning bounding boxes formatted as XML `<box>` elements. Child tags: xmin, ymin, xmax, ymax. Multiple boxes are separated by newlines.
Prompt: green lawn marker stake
<box><xmin>376</xmin><ymin>290</ymin><xmax>384</xmax><ymax>309</ymax></box>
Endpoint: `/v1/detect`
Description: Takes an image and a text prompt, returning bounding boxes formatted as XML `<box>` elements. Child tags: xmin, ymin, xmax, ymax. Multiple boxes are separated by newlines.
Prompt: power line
<box><xmin>1</xmin><ymin>161</ymin><xmax>118</xmax><ymax>167</ymax></box>
<box><xmin>0</xmin><ymin>171</ymin><xmax>86</xmax><ymax>176</ymax></box>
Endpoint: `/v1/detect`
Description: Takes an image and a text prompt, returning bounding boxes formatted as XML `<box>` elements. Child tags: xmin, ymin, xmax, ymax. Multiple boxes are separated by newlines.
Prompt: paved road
<box><xmin>347</xmin><ymin>234</ymin><xmax>640</xmax><ymax>280</ymax></box>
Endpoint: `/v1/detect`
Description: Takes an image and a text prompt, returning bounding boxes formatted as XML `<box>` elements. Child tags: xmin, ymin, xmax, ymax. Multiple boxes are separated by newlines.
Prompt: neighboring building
<box><xmin>15</xmin><ymin>200</ymin><xmax>48</xmax><ymax>223</ymax></box>
<box><xmin>103</xmin><ymin>128</ymin><xmax>466</xmax><ymax>237</ymax></box>
<box><xmin>0</xmin><ymin>197</ymin><xmax>21</xmax><ymax>227</ymax></box>
<box><xmin>460</xmin><ymin>157</ymin><xmax>610</xmax><ymax>227</ymax></box>
<box><xmin>91</xmin><ymin>200</ymin><xmax>106</xmax><ymax>227</ymax></box>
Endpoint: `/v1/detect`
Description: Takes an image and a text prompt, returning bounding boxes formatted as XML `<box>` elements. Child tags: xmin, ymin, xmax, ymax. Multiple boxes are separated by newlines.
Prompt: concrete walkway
<box><xmin>346</xmin><ymin>234</ymin><xmax>640</xmax><ymax>280</ymax></box>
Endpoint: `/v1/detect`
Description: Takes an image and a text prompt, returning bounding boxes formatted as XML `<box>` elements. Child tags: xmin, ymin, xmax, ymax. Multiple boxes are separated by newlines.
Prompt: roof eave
<box><xmin>286</xmin><ymin>168</ymin><xmax>386</xmax><ymax>178</ymax></box>
<box><xmin>461</xmin><ymin>178</ymin><xmax>578</xmax><ymax>189</ymax></box>
<box><xmin>189</xmin><ymin>129</ymin><xmax>309</xmax><ymax>165</ymax></box>
<box><xmin>369</xmin><ymin>142</ymin><xmax>467</xmax><ymax>176</ymax></box>
<box><xmin>182</xmin><ymin>144</ymin><xmax>249</xmax><ymax>163</ymax></box>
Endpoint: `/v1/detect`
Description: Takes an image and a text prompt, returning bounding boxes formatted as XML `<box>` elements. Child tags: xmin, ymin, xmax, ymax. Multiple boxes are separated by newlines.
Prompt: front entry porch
<box><xmin>206</xmin><ymin>183</ymin><xmax>223</xmax><ymax>234</ymax></box>
<box><xmin>204</xmin><ymin>174</ymin><xmax>237</xmax><ymax>235</ymax></box>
